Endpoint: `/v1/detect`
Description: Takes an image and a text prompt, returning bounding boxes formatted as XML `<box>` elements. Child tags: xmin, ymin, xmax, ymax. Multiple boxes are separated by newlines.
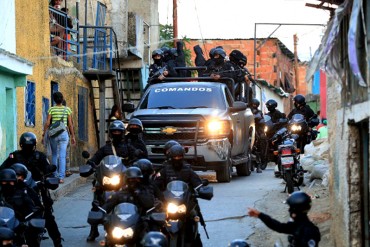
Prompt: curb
<box><xmin>49</xmin><ymin>173</ymin><xmax>87</xmax><ymax>201</ymax></box>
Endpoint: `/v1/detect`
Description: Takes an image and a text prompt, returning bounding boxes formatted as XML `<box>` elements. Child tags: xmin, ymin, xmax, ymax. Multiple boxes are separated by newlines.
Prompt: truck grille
<box><xmin>143</xmin><ymin>126</ymin><xmax>206</xmax><ymax>143</ymax></box>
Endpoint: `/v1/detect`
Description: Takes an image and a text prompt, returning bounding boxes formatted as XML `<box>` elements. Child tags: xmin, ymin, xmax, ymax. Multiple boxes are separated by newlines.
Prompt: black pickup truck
<box><xmin>123</xmin><ymin>80</ymin><xmax>255</xmax><ymax>182</ymax></box>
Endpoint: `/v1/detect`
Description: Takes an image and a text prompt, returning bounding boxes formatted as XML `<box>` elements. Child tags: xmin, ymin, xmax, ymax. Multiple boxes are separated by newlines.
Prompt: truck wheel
<box><xmin>236</xmin><ymin>153</ymin><xmax>252</xmax><ymax>176</ymax></box>
<box><xmin>216</xmin><ymin>160</ymin><xmax>232</xmax><ymax>183</ymax></box>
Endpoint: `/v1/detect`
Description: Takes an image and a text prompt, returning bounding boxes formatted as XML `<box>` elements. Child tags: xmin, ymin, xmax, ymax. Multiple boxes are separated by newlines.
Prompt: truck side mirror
<box><xmin>122</xmin><ymin>102</ymin><xmax>135</xmax><ymax>113</ymax></box>
<box><xmin>229</xmin><ymin>101</ymin><xmax>247</xmax><ymax>112</ymax></box>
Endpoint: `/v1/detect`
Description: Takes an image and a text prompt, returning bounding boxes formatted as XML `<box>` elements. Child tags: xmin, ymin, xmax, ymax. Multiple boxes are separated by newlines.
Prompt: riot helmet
<box><xmin>19</xmin><ymin>132</ymin><xmax>37</xmax><ymax>155</ymax></box>
<box><xmin>109</xmin><ymin>120</ymin><xmax>125</xmax><ymax>143</ymax></box>
<box><xmin>152</xmin><ymin>49</ymin><xmax>164</xmax><ymax>65</ymax></box>
<box><xmin>250</xmin><ymin>98</ymin><xmax>260</xmax><ymax>109</ymax></box>
<box><xmin>161</xmin><ymin>46</ymin><xmax>171</xmax><ymax>62</ymax></box>
<box><xmin>229</xmin><ymin>239</ymin><xmax>250</xmax><ymax>247</ymax></box>
<box><xmin>0</xmin><ymin>226</ymin><xmax>15</xmax><ymax>247</ymax></box>
<box><xmin>0</xmin><ymin>169</ymin><xmax>17</xmax><ymax>197</ymax></box>
<box><xmin>170</xmin><ymin>48</ymin><xmax>178</xmax><ymax>57</ymax></box>
<box><xmin>265</xmin><ymin>99</ymin><xmax>278</xmax><ymax>112</ymax></box>
<box><xmin>209</xmin><ymin>48</ymin><xmax>216</xmax><ymax>59</ymax></box>
<box><xmin>141</xmin><ymin>231</ymin><xmax>168</xmax><ymax>247</ymax></box>
<box><xmin>168</xmin><ymin>145</ymin><xmax>185</xmax><ymax>170</ymax></box>
<box><xmin>133</xmin><ymin>159</ymin><xmax>154</xmax><ymax>182</ymax></box>
<box><xmin>10</xmin><ymin>163</ymin><xmax>28</xmax><ymax>181</ymax></box>
<box><xmin>125</xmin><ymin>167</ymin><xmax>143</xmax><ymax>191</ymax></box>
<box><xmin>286</xmin><ymin>191</ymin><xmax>312</xmax><ymax>216</ymax></box>
<box><xmin>293</xmin><ymin>94</ymin><xmax>306</xmax><ymax>109</ymax></box>
<box><xmin>127</xmin><ymin>118</ymin><xmax>143</xmax><ymax>135</ymax></box>
<box><xmin>163</xmin><ymin>140</ymin><xmax>180</xmax><ymax>158</ymax></box>
<box><xmin>229</xmin><ymin>50</ymin><xmax>247</xmax><ymax>67</ymax></box>
<box><xmin>213</xmin><ymin>48</ymin><xmax>226</xmax><ymax>65</ymax></box>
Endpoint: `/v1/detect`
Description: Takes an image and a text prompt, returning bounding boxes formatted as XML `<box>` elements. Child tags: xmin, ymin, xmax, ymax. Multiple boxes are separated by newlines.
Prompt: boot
<box><xmin>53</xmin><ymin>237</ymin><xmax>64</xmax><ymax>247</ymax></box>
<box><xmin>256</xmin><ymin>163</ymin><xmax>262</xmax><ymax>173</ymax></box>
<box><xmin>86</xmin><ymin>225</ymin><xmax>99</xmax><ymax>242</ymax></box>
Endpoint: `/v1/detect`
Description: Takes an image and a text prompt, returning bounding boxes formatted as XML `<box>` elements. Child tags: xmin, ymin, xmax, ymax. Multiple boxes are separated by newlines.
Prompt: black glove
<box><xmin>134</xmin><ymin>149</ymin><xmax>143</xmax><ymax>157</ymax></box>
<box><xmin>87</xmin><ymin>160</ymin><xmax>97</xmax><ymax>169</ymax></box>
<box><xmin>193</xmin><ymin>45</ymin><xmax>204</xmax><ymax>55</ymax></box>
<box><xmin>92</xmin><ymin>200</ymin><xmax>100</xmax><ymax>210</ymax></box>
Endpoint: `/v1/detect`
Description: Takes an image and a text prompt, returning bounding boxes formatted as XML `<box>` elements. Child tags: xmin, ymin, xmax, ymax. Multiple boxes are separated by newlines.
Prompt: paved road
<box><xmin>41</xmin><ymin>165</ymin><xmax>283</xmax><ymax>247</ymax></box>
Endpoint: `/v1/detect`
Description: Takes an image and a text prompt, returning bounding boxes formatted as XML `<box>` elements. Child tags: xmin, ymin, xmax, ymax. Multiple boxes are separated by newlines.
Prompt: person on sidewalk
<box><xmin>1</xmin><ymin>132</ymin><xmax>64</xmax><ymax>247</ymax></box>
<box><xmin>248</xmin><ymin>191</ymin><xmax>321</xmax><ymax>247</ymax></box>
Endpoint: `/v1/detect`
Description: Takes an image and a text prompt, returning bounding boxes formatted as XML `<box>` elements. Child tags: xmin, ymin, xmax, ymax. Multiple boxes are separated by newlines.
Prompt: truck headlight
<box><xmin>167</xmin><ymin>203</ymin><xmax>187</xmax><ymax>214</ymax></box>
<box><xmin>112</xmin><ymin>227</ymin><xmax>134</xmax><ymax>239</ymax></box>
<box><xmin>102</xmin><ymin>175</ymin><xmax>120</xmax><ymax>186</ymax></box>
<box><xmin>207</xmin><ymin>120</ymin><xmax>230</xmax><ymax>136</ymax></box>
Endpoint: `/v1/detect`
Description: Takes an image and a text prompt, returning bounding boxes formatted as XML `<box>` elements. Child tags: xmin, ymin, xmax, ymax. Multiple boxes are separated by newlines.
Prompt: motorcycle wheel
<box><xmin>285</xmin><ymin>172</ymin><xmax>294</xmax><ymax>194</ymax></box>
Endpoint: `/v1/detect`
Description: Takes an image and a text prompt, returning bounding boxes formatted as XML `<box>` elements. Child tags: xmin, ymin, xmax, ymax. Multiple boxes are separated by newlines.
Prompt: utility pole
<box><xmin>293</xmin><ymin>34</ymin><xmax>299</xmax><ymax>93</ymax></box>
<box><xmin>173</xmin><ymin>0</ymin><xmax>178</xmax><ymax>46</ymax></box>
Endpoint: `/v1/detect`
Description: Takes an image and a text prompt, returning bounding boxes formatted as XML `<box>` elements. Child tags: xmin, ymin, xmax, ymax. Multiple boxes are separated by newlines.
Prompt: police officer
<box><xmin>1</xmin><ymin>132</ymin><xmax>63</xmax><ymax>247</ymax></box>
<box><xmin>0</xmin><ymin>169</ymin><xmax>43</xmax><ymax>247</ymax></box>
<box><xmin>148</xmin><ymin>49</ymin><xmax>177</xmax><ymax>84</ymax></box>
<box><xmin>162</xmin><ymin>140</ymin><xmax>180</xmax><ymax>166</ymax></box>
<box><xmin>248</xmin><ymin>191</ymin><xmax>321</xmax><ymax>247</ymax></box>
<box><xmin>207</xmin><ymin>48</ymin><xmax>235</xmax><ymax>80</ymax></box>
<box><xmin>265</xmin><ymin>99</ymin><xmax>286</xmax><ymax>123</ymax></box>
<box><xmin>249</xmin><ymin>98</ymin><xmax>263</xmax><ymax>116</ymax></box>
<box><xmin>287</xmin><ymin>94</ymin><xmax>315</xmax><ymax>121</ymax></box>
<box><xmin>101</xmin><ymin>167</ymin><xmax>156</xmax><ymax>213</ymax></box>
<box><xmin>126</xmin><ymin>118</ymin><xmax>148</xmax><ymax>159</ymax></box>
<box><xmin>86</xmin><ymin>120</ymin><xmax>137</xmax><ymax>241</ymax></box>
<box><xmin>141</xmin><ymin>231</ymin><xmax>168</xmax><ymax>247</ymax></box>
<box><xmin>133</xmin><ymin>159</ymin><xmax>164</xmax><ymax>204</ymax></box>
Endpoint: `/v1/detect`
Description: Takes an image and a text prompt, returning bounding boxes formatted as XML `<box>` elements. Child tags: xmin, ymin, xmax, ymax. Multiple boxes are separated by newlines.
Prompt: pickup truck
<box><xmin>123</xmin><ymin>80</ymin><xmax>255</xmax><ymax>182</ymax></box>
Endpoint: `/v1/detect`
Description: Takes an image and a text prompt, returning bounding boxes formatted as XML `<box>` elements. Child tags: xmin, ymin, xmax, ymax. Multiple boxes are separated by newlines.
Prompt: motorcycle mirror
<box><xmin>87</xmin><ymin>211</ymin><xmax>105</xmax><ymax>225</ymax></box>
<box><xmin>45</xmin><ymin>177</ymin><xmax>59</xmax><ymax>190</ymax></box>
<box><xmin>79</xmin><ymin>165</ymin><xmax>94</xmax><ymax>177</ymax></box>
<box><xmin>82</xmin><ymin>151</ymin><xmax>90</xmax><ymax>159</ymax></box>
<box><xmin>201</xmin><ymin>179</ymin><xmax>209</xmax><ymax>186</ymax></box>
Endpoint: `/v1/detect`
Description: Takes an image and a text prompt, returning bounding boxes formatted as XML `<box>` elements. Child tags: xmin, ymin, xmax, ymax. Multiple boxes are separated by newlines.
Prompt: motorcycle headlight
<box><xmin>290</xmin><ymin>124</ymin><xmax>302</xmax><ymax>132</ymax></box>
<box><xmin>102</xmin><ymin>175</ymin><xmax>120</xmax><ymax>186</ymax></box>
<box><xmin>264</xmin><ymin>126</ymin><xmax>268</xmax><ymax>133</ymax></box>
<box><xmin>207</xmin><ymin>120</ymin><xmax>230</xmax><ymax>136</ymax></box>
<box><xmin>112</xmin><ymin>227</ymin><xmax>134</xmax><ymax>239</ymax></box>
<box><xmin>167</xmin><ymin>203</ymin><xmax>187</xmax><ymax>214</ymax></box>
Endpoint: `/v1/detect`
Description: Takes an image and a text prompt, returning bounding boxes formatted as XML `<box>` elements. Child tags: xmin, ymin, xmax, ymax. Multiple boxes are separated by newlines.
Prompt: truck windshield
<box><xmin>139</xmin><ymin>85</ymin><xmax>226</xmax><ymax>109</ymax></box>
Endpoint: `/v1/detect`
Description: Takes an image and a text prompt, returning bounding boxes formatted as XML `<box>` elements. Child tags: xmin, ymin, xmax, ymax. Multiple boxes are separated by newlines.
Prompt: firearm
<box><xmin>150</xmin><ymin>65</ymin><xmax>168</xmax><ymax>79</ymax></box>
<box><xmin>196</xmin><ymin>204</ymin><xmax>209</xmax><ymax>239</ymax></box>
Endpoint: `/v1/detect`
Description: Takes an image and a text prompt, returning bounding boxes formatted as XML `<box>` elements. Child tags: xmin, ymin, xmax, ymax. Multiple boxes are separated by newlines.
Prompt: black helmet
<box><xmin>127</xmin><ymin>118</ymin><xmax>143</xmax><ymax>134</ymax></box>
<box><xmin>10</xmin><ymin>163</ymin><xmax>28</xmax><ymax>179</ymax></box>
<box><xmin>141</xmin><ymin>231</ymin><xmax>168</xmax><ymax>247</ymax></box>
<box><xmin>250</xmin><ymin>98</ymin><xmax>260</xmax><ymax>108</ymax></box>
<box><xmin>109</xmin><ymin>120</ymin><xmax>125</xmax><ymax>139</ymax></box>
<box><xmin>213</xmin><ymin>48</ymin><xmax>226</xmax><ymax>58</ymax></box>
<box><xmin>164</xmin><ymin>140</ymin><xmax>180</xmax><ymax>156</ymax></box>
<box><xmin>168</xmin><ymin>144</ymin><xmax>185</xmax><ymax>159</ymax></box>
<box><xmin>152</xmin><ymin>49</ymin><xmax>164</xmax><ymax>59</ymax></box>
<box><xmin>265</xmin><ymin>99</ymin><xmax>278</xmax><ymax>112</ymax></box>
<box><xmin>125</xmin><ymin>167</ymin><xmax>143</xmax><ymax>179</ymax></box>
<box><xmin>209</xmin><ymin>48</ymin><xmax>216</xmax><ymax>59</ymax></box>
<box><xmin>133</xmin><ymin>159</ymin><xmax>154</xmax><ymax>180</ymax></box>
<box><xmin>286</xmin><ymin>191</ymin><xmax>312</xmax><ymax>214</ymax></box>
<box><xmin>0</xmin><ymin>169</ymin><xmax>17</xmax><ymax>183</ymax></box>
<box><xmin>229</xmin><ymin>239</ymin><xmax>250</xmax><ymax>247</ymax></box>
<box><xmin>293</xmin><ymin>94</ymin><xmax>306</xmax><ymax>108</ymax></box>
<box><xmin>19</xmin><ymin>132</ymin><xmax>37</xmax><ymax>149</ymax></box>
<box><xmin>229</xmin><ymin>50</ymin><xmax>247</xmax><ymax>67</ymax></box>
<box><xmin>0</xmin><ymin>226</ymin><xmax>15</xmax><ymax>241</ymax></box>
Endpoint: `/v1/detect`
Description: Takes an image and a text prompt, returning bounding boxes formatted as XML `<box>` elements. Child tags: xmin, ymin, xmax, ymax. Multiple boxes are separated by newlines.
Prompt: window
<box><xmin>274</xmin><ymin>65</ymin><xmax>277</xmax><ymax>73</ymax></box>
<box><xmin>25</xmin><ymin>81</ymin><xmax>36</xmax><ymax>127</ymax></box>
<box><xmin>42</xmin><ymin>97</ymin><xmax>50</xmax><ymax>126</ymax></box>
<box><xmin>78</xmin><ymin>86</ymin><xmax>88</xmax><ymax>141</ymax></box>
<box><xmin>51</xmin><ymin>81</ymin><xmax>59</xmax><ymax>106</ymax></box>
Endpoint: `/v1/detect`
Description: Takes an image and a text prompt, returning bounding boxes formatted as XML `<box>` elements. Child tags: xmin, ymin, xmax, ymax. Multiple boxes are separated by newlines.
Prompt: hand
<box><xmin>158</xmin><ymin>74</ymin><xmax>165</xmax><ymax>80</ymax></box>
<box><xmin>247</xmin><ymin>207</ymin><xmax>261</xmax><ymax>218</ymax></box>
<box><xmin>163</xmin><ymin>70</ymin><xmax>169</xmax><ymax>76</ymax></box>
<box><xmin>71</xmin><ymin>136</ymin><xmax>76</xmax><ymax>145</ymax></box>
<box><xmin>210</xmin><ymin>74</ymin><xmax>220</xmax><ymax>80</ymax></box>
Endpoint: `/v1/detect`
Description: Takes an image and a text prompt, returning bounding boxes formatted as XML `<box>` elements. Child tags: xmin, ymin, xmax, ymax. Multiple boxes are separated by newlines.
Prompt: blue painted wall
<box><xmin>312</xmin><ymin>70</ymin><xmax>321</xmax><ymax>95</ymax></box>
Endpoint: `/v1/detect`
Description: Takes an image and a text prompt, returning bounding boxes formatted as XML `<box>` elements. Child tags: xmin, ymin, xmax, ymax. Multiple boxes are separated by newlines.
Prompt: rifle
<box><xmin>196</xmin><ymin>203</ymin><xmax>209</xmax><ymax>239</ymax></box>
<box><xmin>149</xmin><ymin>65</ymin><xmax>168</xmax><ymax>79</ymax></box>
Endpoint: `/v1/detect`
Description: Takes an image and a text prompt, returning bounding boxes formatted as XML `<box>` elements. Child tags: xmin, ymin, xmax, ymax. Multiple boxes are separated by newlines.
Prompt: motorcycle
<box><xmin>80</xmin><ymin>153</ymin><xmax>127</xmax><ymax>205</ymax></box>
<box><xmin>288</xmin><ymin>114</ymin><xmax>319</xmax><ymax>152</ymax></box>
<box><xmin>163</xmin><ymin>180</ymin><xmax>213</xmax><ymax>247</ymax></box>
<box><xmin>272</xmin><ymin>126</ymin><xmax>304</xmax><ymax>194</ymax></box>
<box><xmin>87</xmin><ymin>201</ymin><xmax>165</xmax><ymax>247</ymax></box>
<box><xmin>252</xmin><ymin>114</ymin><xmax>274</xmax><ymax>170</ymax></box>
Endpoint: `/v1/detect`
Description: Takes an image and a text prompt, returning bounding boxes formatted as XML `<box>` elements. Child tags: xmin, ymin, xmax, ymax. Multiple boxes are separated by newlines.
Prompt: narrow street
<box><xmin>40</xmin><ymin>165</ymin><xmax>291</xmax><ymax>247</ymax></box>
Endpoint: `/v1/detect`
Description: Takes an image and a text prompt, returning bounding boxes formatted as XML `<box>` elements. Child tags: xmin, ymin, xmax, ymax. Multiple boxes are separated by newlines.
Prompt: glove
<box><xmin>87</xmin><ymin>160</ymin><xmax>97</xmax><ymax>169</ymax></box>
<box><xmin>134</xmin><ymin>149</ymin><xmax>143</xmax><ymax>157</ymax></box>
<box><xmin>92</xmin><ymin>200</ymin><xmax>100</xmax><ymax>210</ymax></box>
<box><xmin>193</xmin><ymin>45</ymin><xmax>204</xmax><ymax>55</ymax></box>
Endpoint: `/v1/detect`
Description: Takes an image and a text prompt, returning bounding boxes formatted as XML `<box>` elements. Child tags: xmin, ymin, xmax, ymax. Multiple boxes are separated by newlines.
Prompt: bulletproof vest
<box><xmin>164</xmin><ymin>164</ymin><xmax>192</xmax><ymax>184</ymax></box>
<box><xmin>13</xmin><ymin>151</ymin><xmax>44</xmax><ymax>180</ymax></box>
<box><xmin>267</xmin><ymin>110</ymin><xmax>285</xmax><ymax>123</ymax></box>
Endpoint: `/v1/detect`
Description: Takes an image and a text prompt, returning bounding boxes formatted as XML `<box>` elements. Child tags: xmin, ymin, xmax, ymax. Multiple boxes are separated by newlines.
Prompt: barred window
<box><xmin>42</xmin><ymin>97</ymin><xmax>50</xmax><ymax>126</ymax></box>
<box><xmin>25</xmin><ymin>81</ymin><xmax>36</xmax><ymax>127</ymax></box>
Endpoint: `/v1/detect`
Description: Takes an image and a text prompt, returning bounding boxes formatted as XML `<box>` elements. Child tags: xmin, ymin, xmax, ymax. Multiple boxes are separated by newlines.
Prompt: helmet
<box><xmin>152</xmin><ymin>49</ymin><xmax>164</xmax><ymax>59</ymax></box>
<box><xmin>286</xmin><ymin>191</ymin><xmax>312</xmax><ymax>214</ymax></box>
<box><xmin>229</xmin><ymin>50</ymin><xmax>247</xmax><ymax>66</ymax></box>
<box><xmin>141</xmin><ymin>231</ymin><xmax>168</xmax><ymax>247</ymax></box>
<box><xmin>169</xmin><ymin>145</ymin><xmax>185</xmax><ymax>170</ymax></box>
<box><xmin>250</xmin><ymin>98</ymin><xmax>260</xmax><ymax>108</ymax></box>
<box><xmin>125</xmin><ymin>167</ymin><xmax>143</xmax><ymax>179</ymax></box>
<box><xmin>133</xmin><ymin>159</ymin><xmax>154</xmax><ymax>180</ymax></box>
<box><xmin>109</xmin><ymin>120</ymin><xmax>125</xmax><ymax>140</ymax></box>
<box><xmin>213</xmin><ymin>48</ymin><xmax>226</xmax><ymax>58</ymax></box>
<box><xmin>229</xmin><ymin>239</ymin><xmax>250</xmax><ymax>247</ymax></box>
<box><xmin>0</xmin><ymin>226</ymin><xmax>15</xmax><ymax>242</ymax></box>
<box><xmin>293</xmin><ymin>94</ymin><xmax>306</xmax><ymax>108</ymax></box>
<box><xmin>10</xmin><ymin>163</ymin><xmax>28</xmax><ymax>179</ymax></box>
<box><xmin>0</xmin><ymin>169</ymin><xmax>17</xmax><ymax>183</ymax></box>
<box><xmin>19</xmin><ymin>132</ymin><xmax>37</xmax><ymax>151</ymax></box>
<box><xmin>265</xmin><ymin>99</ymin><xmax>278</xmax><ymax>112</ymax></box>
<box><xmin>127</xmin><ymin>118</ymin><xmax>143</xmax><ymax>134</ymax></box>
<box><xmin>164</xmin><ymin>140</ymin><xmax>180</xmax><ymax>156</ymax></box>
<box><xmin>209</xmin><ymin>48</ymin><xmax>216</xmax><ymax>59</ymax></box>
<box><xmin>170</xmin><ymin>48</ymin><xmax>178</xmax><ymax>57</ymax></box>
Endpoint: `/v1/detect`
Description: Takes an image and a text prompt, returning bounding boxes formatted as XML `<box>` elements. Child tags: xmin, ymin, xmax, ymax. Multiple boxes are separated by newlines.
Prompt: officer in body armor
<box><xmin>287</xmin><ymin>94</ymin><xmax>315</xmax><ymax>121</ymax></box>
<box><xmin>1</xmin><ymin>132</ymin><xmax>63</xmax><ymax>247</ymax></box>
<box><xmin>125</xmin><ymin>118</ymin><xmax>148</xmax><ymax>159</ymax></box>
<box><xmin>265</xmin><ymin>99</ymin><xmax>286</xmax><ymax>123</ymax></box>
<box><xmin>148</xmin><ymin>49</ymin><xmax>177</xmax><ymax>85</ymax></box>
